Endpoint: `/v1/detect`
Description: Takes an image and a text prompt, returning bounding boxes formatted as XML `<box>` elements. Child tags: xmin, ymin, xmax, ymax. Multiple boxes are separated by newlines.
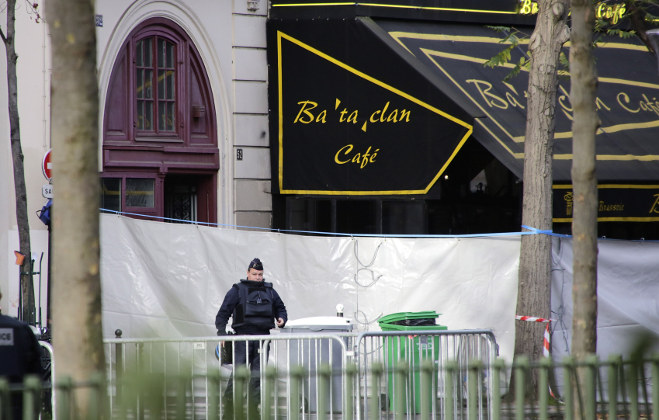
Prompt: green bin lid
<box><xmin>379</xmin><ymin>323</ymin><xmax>447</xmax><ymax>331</ymax></box>
<box><xmin>377</xmin><ymin>311</ymin><xmax>440</xmax><ymax>325</ymax></box>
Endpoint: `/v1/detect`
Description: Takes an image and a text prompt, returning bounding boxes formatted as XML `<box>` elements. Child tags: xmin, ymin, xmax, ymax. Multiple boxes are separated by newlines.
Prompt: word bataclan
<box><xmin>293</xmin><ymin>98</ymin><xmax>411</xmax><ymax>132</ymax></box>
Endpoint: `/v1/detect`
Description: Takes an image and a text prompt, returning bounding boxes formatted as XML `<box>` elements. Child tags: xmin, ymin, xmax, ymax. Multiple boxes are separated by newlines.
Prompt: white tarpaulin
<box><xmin>100</xmin><ymin>213</ymin><xmax>659</xmax><ymax>363</ymax></box>
<box><xmin>551</xmin><ymin>237</ymin><xmax>659</xmax><ymax>360</ymax></box>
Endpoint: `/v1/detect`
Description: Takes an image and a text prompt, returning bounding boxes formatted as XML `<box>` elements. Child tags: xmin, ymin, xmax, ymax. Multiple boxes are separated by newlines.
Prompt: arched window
<box><xmin>102</xmin><ymin>18</ymin><xmax>218</xmax><ymax>223</ymax></box>
<box><xmin>135</xmin><ymin>35</ymin><xmax>177</xmax><ymax>134</ymax></box>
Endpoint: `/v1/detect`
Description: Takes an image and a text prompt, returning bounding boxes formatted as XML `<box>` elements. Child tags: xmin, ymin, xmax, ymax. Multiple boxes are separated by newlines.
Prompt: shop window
<box><xmin>101</xmin><ymin>175</ymin><xmax>158</xmax><ymax>217</ymax></box>
<box><xmin>126</xmin><ymin>178</ymin><xmax>155</xmax><ymax>207</ymax></box>
<box><xmin>101</xmin><ymin>178</ymin><xmax>121</xmax><ymax>212</ymax></box>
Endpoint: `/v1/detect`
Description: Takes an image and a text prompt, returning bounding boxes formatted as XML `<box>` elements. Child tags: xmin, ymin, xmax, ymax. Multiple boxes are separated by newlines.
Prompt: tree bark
<box><xmin>49</xmin><ymin>0</ymin><xmax>105</xmax><ymax>416</ymax></box>
<box><xmin>570</xmin><ymin>0</ymin><xmax>598</xmax><ymax>361</ymax></box>
<box><xmin>514</xmin><ymin>0</ymin><xmax>569</xmax><ymax>398</ymax></box>
<box><xmin>2</xmin><ymin>0</ymin><xmax>35</xmax><ymax>323</ymax></box>
<box><xmin>570</xmin><ymin>0</ymin><xmax>599</xmax><ymax>416</ymax></box>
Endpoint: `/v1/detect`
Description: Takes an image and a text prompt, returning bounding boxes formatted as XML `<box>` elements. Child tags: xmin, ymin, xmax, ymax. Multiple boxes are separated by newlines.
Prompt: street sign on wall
<box><xmin>42</xmin><ymin>184</ymin><xmax>53</xmax><ymax>199</ymax></box>
<box><xmin>42</xmin><ymin>149</ymin><xmax>52</xmax><ymax>181</ymax></box>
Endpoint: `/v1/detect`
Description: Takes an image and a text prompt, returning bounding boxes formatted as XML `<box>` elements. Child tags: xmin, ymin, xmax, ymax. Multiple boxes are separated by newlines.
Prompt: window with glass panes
<box><xmin>101</xmin><ymin>176</ymin><xmax>156</xmax><ymax>213</ymax></box>
<box><xmin>136</xmin><ymin>36</ymin><xmax>176</xmax><ymax>134</ymax></box>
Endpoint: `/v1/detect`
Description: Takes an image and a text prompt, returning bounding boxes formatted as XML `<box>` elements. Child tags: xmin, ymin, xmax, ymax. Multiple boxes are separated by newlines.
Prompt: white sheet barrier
<box><xmin>100</xmin><ymin>213</ymin><xmax>659</xmax><ymax>365</ymax></box>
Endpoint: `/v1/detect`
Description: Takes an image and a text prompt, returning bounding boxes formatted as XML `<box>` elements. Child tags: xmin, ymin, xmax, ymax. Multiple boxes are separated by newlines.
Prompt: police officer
<box><xmin>215</xmin><ymin>258</ymin><xmax>287</xmax><ymax>419</ymax></box>
<box><xmin>0</xmin><ymin>286</ymin><xmax>43</xmax><ymax>419</ymax></box>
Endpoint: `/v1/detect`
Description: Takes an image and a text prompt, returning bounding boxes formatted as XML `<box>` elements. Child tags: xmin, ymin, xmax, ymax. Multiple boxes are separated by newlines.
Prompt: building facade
<box><xmin>2</xmin><ymin>0</ymin><xmax>658</xmax><ymax>318</ymax></box>
<box><xmin>1</xmin><ymin>0</ymin><xmax>272</xmax><ymax>316</ymax></box>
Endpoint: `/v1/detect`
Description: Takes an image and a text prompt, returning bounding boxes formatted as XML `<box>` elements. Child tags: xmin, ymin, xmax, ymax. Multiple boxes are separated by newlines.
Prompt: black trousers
<box><xmin>223</xmin><ymin>339</ymin><xmax>270</xmax><ymax>420</ymax></box>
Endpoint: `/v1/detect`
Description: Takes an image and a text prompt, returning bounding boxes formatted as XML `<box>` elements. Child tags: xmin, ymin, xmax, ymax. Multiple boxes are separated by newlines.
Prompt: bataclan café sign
<box><xmin>270</xmin><ymin>26</ymin><xmax>473</xmax><ymax>196</ymax></box>
<box><xmin>268</xmin><ymin>3</ymin><xmax>659</xmax><ymax>221</ymax></box>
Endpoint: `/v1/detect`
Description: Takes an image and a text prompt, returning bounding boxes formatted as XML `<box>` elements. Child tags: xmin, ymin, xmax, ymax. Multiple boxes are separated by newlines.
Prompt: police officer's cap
<box><xmin>248</xmin><ymin>258</ymin><xmax>263</xmax><ymax>271</ymax></box>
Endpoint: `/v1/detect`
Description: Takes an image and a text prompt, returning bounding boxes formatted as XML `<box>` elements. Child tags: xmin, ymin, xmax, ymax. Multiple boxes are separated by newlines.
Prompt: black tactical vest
<box><xmin>231</xmin><ymin>280</ymin><xmax>275</xmax><ymax>331</ymax></box>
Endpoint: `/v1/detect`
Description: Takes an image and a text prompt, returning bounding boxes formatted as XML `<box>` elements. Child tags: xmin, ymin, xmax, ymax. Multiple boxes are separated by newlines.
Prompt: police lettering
<box><xmin>0</xmin><ymin>328</ymin><xmax>14</xmax><ymax>345</ymax></box>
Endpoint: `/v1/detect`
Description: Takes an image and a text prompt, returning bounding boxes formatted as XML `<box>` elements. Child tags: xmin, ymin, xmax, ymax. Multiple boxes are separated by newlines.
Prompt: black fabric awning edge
<box><xmin>368</xmin><ymin>18</ymin><xmax>659</xmax><ymax>183</ymax></box>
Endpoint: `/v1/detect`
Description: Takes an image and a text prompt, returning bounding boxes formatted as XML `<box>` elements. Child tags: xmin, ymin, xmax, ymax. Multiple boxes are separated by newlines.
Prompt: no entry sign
<box><xmin>42</xmin><ymin>149</ymin><xmax>52</xmax><ymax>181</ymax></box>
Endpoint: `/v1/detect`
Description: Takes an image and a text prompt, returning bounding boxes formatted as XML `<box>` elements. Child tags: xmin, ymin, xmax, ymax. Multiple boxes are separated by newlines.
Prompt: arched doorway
<box><xmin>101</xmin><ymin>17</ymin><xmax>218</xmax><ymax>223</ymax></box>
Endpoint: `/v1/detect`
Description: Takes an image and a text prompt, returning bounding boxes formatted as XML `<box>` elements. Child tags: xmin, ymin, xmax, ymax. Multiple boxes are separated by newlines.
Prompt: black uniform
<box><xmin>215</xmin><ymin>279</ymin><xmax>287</xmax><ymax>419</ymax></box>
<box><xmin>215</xmin><ymin>279</ymin><xmax>287</xmax><ymax>335</ymax></box>
<box><xmin>0</xmin><ymin>314</ymin><xmax>43</xmax><ymax>418</ymax></box>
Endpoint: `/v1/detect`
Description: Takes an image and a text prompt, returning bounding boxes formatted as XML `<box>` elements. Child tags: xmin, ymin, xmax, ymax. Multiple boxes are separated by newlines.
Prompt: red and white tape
<box><xmin>517</xmin><ymin>314</ymin><xmax>557</xmax><ymax>399</ymax></box>
<box><xmin>515</xmin><ymin>315</ymin><xmax>553</xmax><ymax>323</ymax></box>
<box><xmin>515</xmin><ymin>315</ymin><xmax>553</xmax><ymax>356</ymax></box>
<box><xmin>542</xmin><ymin>322</ymin><xmax>551</xmax><ymax>358</ymax></box>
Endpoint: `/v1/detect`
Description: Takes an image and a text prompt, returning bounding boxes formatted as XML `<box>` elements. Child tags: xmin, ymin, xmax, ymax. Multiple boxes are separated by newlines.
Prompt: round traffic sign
<box><xmin>42</xmin><ymin>149</ymin><xmax>52</xmax><ymax>180</ymax></box>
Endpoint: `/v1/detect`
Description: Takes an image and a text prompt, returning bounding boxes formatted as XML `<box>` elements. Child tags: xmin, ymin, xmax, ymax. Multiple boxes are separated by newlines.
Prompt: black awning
<box><xmin>269</xmin><ymin>0</ymin><xmax>537</xmax><ymax>26</ymax></box>
<box><xmin>267</xmin><ymin>18</ymin><xmax>479</xmax><ymax>195</ymax></box>
<box><xmin>374</xmin><ymin>20</ymin><xmax>659</xmax><ymax>181</ymax></box>
<box><xmin>268</xmin><ymin>17</ymin><xmax>659</xmax><ymax>197</ymax></box>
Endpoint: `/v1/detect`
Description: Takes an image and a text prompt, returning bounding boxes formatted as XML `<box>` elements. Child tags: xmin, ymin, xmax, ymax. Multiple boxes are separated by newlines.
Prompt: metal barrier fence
<box><xmin>102</xmin><ymin>330</ymin><xmax>500</xmax><ymax>418</ymax></box>
<box><xmin>2</xmin><ymin>332</ymin><xmax>659</xmax><ymax>419</ymax></box>
<box><xmin>39</xmin><ymin>340</ymin><xmax>55</xmax><ymax>416</ymax></box>
<box><xmin>104</xmin><ymin>332</ymin><xmax>354</xmax><ymax>419</ymax></box>
<box><xmin>353</xmin><ymin>330</ymin><xmax>498</xmax><ymax>419</ymax></box>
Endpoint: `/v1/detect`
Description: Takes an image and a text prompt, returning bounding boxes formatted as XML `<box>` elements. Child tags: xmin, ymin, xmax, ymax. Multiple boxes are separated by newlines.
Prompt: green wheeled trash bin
<box><xmin>378</xmin><ymin>311</ymin><xmax>447</xmax><ymax>414</ymax></box>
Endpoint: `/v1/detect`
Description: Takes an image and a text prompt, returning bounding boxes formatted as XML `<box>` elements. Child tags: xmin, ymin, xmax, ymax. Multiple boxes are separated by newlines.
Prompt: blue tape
<box><xmin>521</xmin><ymin>225</ymin><xmax>572</xmax><ymax>238</ymax></box>
<box><xmin>101</xmin><ymin>208</ymin><xmax>569</xmax><ymax>239</ymax></box>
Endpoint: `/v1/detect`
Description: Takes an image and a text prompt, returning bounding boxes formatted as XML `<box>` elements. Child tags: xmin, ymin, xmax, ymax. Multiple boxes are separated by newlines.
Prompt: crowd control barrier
<box><xmin>353</xmin><ymin>329</ymin><xmax>499</xmax><ymax>419</ymax></box>
<box><xmin>103</xmin><ymin>328</ymin><xmax>499</xmax><ymax>419</ymax></box>
<box><xmin>104</xmin><ymin>331</ymin><xmax>355</xmax><ymax>418</ymax></box>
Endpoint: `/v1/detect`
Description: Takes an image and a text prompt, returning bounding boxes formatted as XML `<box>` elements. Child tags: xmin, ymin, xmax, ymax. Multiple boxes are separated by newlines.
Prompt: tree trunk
<box><xmin>514</xmin><ymin>0</ymin><xmax>569</xmax><ymax>398</ymax></box>
<box><xmin>48</xmin><ymin>0</ymin><xmax>105</xmax><ymax>416</ymax></box>
<box><xmin>570</xmin><ymin>0</ymin><xmax>599</xmax><ymax>417</ymax></box>
<box><xmin>3</xmin><ymin>0</ymin><xmax>35</xmax><ymax>323</ymax></box>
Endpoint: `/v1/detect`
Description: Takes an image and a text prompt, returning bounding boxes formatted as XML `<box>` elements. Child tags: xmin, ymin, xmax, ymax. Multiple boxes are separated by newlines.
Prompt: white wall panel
<box><xmin>235</xmin><ymin>180</ymin><xmax>272</xmax><ymax>211</ymax></box>
<box><xmin>235</xmin><ymin>114</ymin><xmax>269</xmax><ymax>147</ymax></box>
<box><xmin>234</xmin><ymin>147</ymin><xmax>271</xmax><ymax>179</ymax></box>
<box><xmin>235</xmin><ymin>211</ymin><xmax>272</xmax><ymax>229</ymax></box>
<box><xmin>235</xmin><ymin>81</ymin><xmax>268</xmax><ymax>114</ymax></box>
<box><xmin>234</xmin><ymin>48</ymin><xmax>268</xmax><ymax>81</ymax></box>
<box><xmin>233</xmin><ymin>15</ymin><xmax>267</xmax><ymax>48</ymax></box>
